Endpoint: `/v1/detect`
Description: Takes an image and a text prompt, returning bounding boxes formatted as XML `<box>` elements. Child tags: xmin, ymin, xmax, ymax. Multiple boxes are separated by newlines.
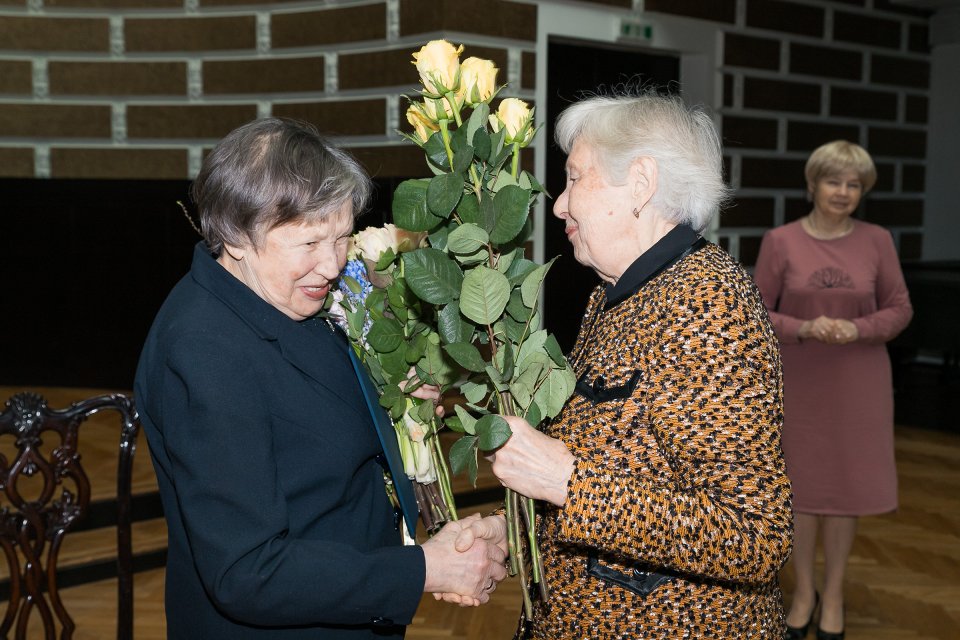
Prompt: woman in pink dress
<box><xmin>753</xmin><ymin>141</ymin><xmax>912</xmax><ymax>640</ymax></box>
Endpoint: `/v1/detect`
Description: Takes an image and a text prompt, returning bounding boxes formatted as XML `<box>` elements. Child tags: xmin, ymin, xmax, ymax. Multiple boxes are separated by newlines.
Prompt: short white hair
<box><xmin>555</xmin><ymin>92</ymin><xmax>729</xmax><ymax>233</ymax></box>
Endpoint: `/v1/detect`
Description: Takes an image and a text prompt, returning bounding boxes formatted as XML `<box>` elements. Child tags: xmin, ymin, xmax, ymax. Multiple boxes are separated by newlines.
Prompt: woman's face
<box><xmin>552</xmin><ymin>139</ymin><xmax>639</xmax><ymax>283</ymax></box>
<box><xmin>220</xmin><ymin>204</ymin><xmax>354</xmax><ymax>321</ymax></box>
<box><xmin>810</xmin><ymin>169</ymin><xmax>863</xmax><ymax>220</ymax></box>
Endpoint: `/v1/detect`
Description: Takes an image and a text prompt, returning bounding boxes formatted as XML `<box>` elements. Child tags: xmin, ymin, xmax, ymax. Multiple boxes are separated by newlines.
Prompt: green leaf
<box><xmin>445</xmin><ymin>414</ymin><xmax>465</xmax><ymax>433</ymax></box>
<box><xmin>426</xmin><ymin>172</ymin><xmax>463</xmax><ymax>218</ymax></box>
<box><xmin>520</xmin><ymin>256</ymin><xmax>557</xmax><ymax>307</ymax></box>
<box><xmin>424</xmin><ymin>132</ymin><xmax>450</xmax><ymax>171</ymax></box>
<box><xmin>491</xmin><ymin>168</ymin><xmax>518</xmax><ymax>193</ymax></box>
<box><xmin>454</xmin><ymin>405</ymin><xmax>478</xmax><ymax>436</ymax></box>
<box><xmin>453</xmin><ymin>145</ymin><xmax>474</xmax><ymax>175</ymax></box>
<box><xmin>378</xmin><ymin>344</ymin><xmax>411</xmax><ymax>381</ymax></box>
<box><xmin>404</xmin><ymin>333</ymin><xmax>427</xmax><ymax>364</ymax></box>
<box><xmin>497</xmin><ymin>340</ymin><xmax>514</xmax><ymax>382</ymax></box>
<box><xmin>374</xmin><ymin>248</ymin><xmax>397</xmax><ymax>272</ymax></box>
<box><xmin>447</xmin><ymin>223</ymin><xmax>489</xmax><ymax>255</ymax></box>
<box><xmin>476</xmin><ymin>414</ymin><xmax>512</xmax><ymax>451</ymax></box>
<box><xmin>488</xmin><ymin>127</ymin><xmax>507</xmax><ymax>164</ymax></box>
<box><xmin>438</xmin><ymin>301</ymin><xmax>472</xmax><ymax>344</ymax></box>
<box><xmin>452</xmin><ymin>247</ymin><xmax>489</xmax><ymax>266</ymax></box>
<box><xmin>490</xmin><ymin>185</ymin><xmax>531</xmax><ymax>245</ymax></box>
<box><xmin>428</xmin><ymin>224</ymin><xmax>450</xmax><ymax>251</ymax></box>
<box><xmin>503</xmin><ymin>314</ymin><xmax>528</xmax><ymax>344</ymax></box>
<box><xmin>449</xmin><ymin>435</ymin><xmax>479</xmax><ymax>486</ymax></box>
<box><xmin>444</xmin><ymin>342</ymin><xmax>487</xmax><ymax>373</ymax></box>
<box><xmin>495</xmin><ymin>247</ymin><xmax>521</xmax><ymax>275</ymax></box>
<box><xmin>402</xmin><ymin>249</ymin><xmax>464</xmax><ymax>305</ymax></box>
<box><xmin>505</xmin><ymin>288</ymin><xmax>531</xmax><ymax>322</ymax></box>
<box><xmin>471</xmin><ymin>128</ymin><xmax>491</xmax><ymax>163</ymax></box>
<box><xmin>520</xmin><ymin>171</ymin><xmax>544</xmax><ymax>193</ymax></box>
<box><xmin>466</xmin><ymin>102</ymin><xmax>489</xmax><ymax>143</ymax></box>
<box><xmin>416</xmin><ymin>335</ymin><xmax>456</xmax><ymax>386</ymax></box>
<box><xmin>509</xmin><ymin>356</ymin><xmax>548</xmax><ymax>410</ymax></box>
<box><xmin>478</xmin><ymin>196</ymin><xmax>497</xmax><ymax>238</ymax></box>
<box><xmin>524</xmin><ymin>400</ymin><xmax>543</xmax><ymax>427</ymax></box>
<box><xmin>533</xmin><ymin>365</ymin><xmax>577</xmax><ymax>419</ymax></box>
<box><xmin>460</xmin><ymin>379</ymin><xmax>489</xmax><ymax>405</ymax></box>
<box><xmin>365</xmin><ymin>316</ymin><xmax>404</xmax><ymax>353</ymax></box>
<box><xmin>393</xmin><ymin>179</ymin><xmax>444</xmax><ymax>232</ymax></box>
<box><xmin>459</xmin><ymin>266</ymin><xmax>510</xmax><ymax>325</ymax></box>
<box><xmin>457</xmin><ymin>195</ymin><xmax>481</xmax><ymax>226</ymax></box>
<box><xmin>416</xmin><ymin>398</ymin><xmax>435</xmax><ymax>423</ymax></box>
<box><xmin>378</xmin><ymin>384</ymin><xmax>403</xmax><ymax>409</ymax></box>
<box><xmin>516</xmin><ymin>329</ymin><xmax>547</xmax><ymax>368</ymax></box>
<box><xmin>544</xmin><ymin>334</ymin><xmax>567</xmax><ymax>368</ymax></box>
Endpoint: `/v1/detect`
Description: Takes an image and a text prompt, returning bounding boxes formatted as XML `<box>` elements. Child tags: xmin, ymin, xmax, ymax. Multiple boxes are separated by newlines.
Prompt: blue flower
<box><xmin>340</xmin><ymin>259</ymin><xmax>373</xmax><ymax>306</ymax></box>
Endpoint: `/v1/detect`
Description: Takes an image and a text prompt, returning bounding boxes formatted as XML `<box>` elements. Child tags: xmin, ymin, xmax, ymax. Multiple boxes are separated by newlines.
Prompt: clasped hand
<box><xmin>800</xmin><ymin>315</ymin><xmax>858</xmax><ymax>344</ymax></box>
<box><xmin>422</xmin><ymin>514</ymin><xmax>508</xmax><ymax>606</ymax></box>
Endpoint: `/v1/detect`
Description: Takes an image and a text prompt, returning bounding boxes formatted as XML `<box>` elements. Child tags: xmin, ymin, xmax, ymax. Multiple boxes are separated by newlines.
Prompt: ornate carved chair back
<box><xmin>0</xmin><ymin>392</ymin><xmax>140</xmax><ymax>640</ymax></box>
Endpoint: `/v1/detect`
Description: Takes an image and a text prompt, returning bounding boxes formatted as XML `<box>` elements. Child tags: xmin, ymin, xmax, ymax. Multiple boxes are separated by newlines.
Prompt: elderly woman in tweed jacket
<box><xmin>459</xmin><ymin>92</ymin><xmax>793</xmax><ymax>639</ymax></box>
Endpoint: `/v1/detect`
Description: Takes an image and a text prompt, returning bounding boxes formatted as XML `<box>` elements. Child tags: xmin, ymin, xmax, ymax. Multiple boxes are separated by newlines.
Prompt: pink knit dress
<box><xmin>753</xmin><ymin>219</ymin><xmax>912</xmax><ymax>515</ymax></box>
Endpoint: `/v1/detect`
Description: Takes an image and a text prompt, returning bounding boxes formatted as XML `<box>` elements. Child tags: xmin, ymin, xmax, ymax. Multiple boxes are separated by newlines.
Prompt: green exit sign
<box><xmin>620</xmin><ymin>20</ymin><xmax>653</xmax><ymax>41</ymax></box>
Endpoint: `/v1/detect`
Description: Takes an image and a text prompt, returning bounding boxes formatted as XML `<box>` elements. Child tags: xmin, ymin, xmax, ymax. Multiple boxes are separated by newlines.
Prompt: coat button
<box><xmin>370</xmin><ymin>616</ymin><xmax>394</xmax><ymax>627</ymax></box>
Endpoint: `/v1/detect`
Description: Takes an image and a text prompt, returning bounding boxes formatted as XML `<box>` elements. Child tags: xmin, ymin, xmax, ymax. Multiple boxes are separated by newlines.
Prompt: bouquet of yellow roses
<box><xmin>393</xmin><ymin>40</ymin><xmax>576</xmax><ymax>619</ymax></box>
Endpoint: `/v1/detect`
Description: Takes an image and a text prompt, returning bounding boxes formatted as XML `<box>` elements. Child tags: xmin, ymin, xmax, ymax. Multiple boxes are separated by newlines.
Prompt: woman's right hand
<box><xmin>799</xmin><ymin>315</ymin><xmax>838</xmax><ymax>343</ymax></box>
<box><xmin>486</xmin><ymin>415</ymin><xmax>575</xmax><ymax>507</ymax></box>
<box><xmin>421</xmin><ymin>515</ymin><xmax>508</xmax><ymax>605</ymax></box>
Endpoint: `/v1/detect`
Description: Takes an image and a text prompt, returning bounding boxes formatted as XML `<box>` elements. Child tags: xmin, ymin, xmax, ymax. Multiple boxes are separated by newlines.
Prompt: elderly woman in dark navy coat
<box><xmin>135</xmin><ymin>117</ymin><xmax>507</xmax><ymax>639</ymax></box>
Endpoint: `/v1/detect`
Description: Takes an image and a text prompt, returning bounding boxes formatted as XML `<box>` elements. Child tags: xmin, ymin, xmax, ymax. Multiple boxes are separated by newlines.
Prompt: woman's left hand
<box><xmin>828</xmin><ymin>319</ymin><xmax>859</xmax><ymax>344</ymax></box>
<box><xmin>485</xmin><ymin>415</ymin><xmax>575</xmax><ymax>506</ymax></box>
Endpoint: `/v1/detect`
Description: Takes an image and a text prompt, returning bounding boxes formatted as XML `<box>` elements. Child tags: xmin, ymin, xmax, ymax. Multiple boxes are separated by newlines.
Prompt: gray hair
<box><xmin>554</xmin><ymin>91</ymin><xmax>729</xmax><ymax>233</ymax></box>
<box><xmin>192</xmin><ymin>117</ymin><xmax>372</xmax><ymax>254</ymax></box>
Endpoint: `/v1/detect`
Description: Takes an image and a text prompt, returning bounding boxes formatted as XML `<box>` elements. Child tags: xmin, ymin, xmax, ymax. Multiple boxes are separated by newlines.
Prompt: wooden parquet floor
<box><xmin>2</xmin><ymin>387</ymin><xmax>958</xmax><ymax>639</ymax></box>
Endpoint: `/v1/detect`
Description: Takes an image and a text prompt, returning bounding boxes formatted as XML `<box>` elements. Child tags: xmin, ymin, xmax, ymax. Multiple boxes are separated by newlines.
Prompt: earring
<box><xmin>632</xmin><ymin>207</ymin><xmax>641</xmax><ymax>219</ymax></box>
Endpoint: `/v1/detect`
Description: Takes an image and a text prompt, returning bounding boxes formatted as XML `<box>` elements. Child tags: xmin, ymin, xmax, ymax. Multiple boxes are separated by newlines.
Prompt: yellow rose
<box><xmin>459</xmin><ymin>57</ymin><xmax>498</xmax><ymax>106</ymax></box>
<box><xmin>420</xmin><ymin>95</ymin><xmax>460</xmax><ymax>123</ymax></box>
<box><xmin>411</xmin><ymin>40</ymin><xmax>463</xmax><ymax>96</ymax></box>
<box><xmin>489</xmin><ymin>98</ymin><xmax>535</xmax><ymax>147</ymax></box>
<box><xmin>406</xmin><ymin>103</ymin><xmax>439</xmax><ymax>144</ymax></box>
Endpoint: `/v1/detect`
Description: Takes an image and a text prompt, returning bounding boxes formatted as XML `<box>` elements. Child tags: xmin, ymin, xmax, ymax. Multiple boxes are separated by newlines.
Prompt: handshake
<box><xmin>421</xmin><ymin>513</ymin><xmax>509</xmax><ymax>606</ymax></box>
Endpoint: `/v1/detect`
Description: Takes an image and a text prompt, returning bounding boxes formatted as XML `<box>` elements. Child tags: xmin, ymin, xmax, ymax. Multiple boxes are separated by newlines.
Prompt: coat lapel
<box><xmin>275</xmin><ymin>318</ymin><xmax>371</xmax><ymax>426</ymax></box>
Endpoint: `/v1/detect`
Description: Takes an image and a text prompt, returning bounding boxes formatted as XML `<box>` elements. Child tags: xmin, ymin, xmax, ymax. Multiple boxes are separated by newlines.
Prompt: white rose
<box><xmin>352</xmin><ymin>225</ymin><xmax>394</xmax><ymax>262</ymax></box>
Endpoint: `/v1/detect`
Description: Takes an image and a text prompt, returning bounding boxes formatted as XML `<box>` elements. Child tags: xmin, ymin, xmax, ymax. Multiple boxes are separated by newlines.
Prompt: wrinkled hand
<box><xmin>422</xmin><ymin>515</ymin><xmax>508</xmax><ymax>606</ymax></box>
<box><xmin>400</xmin><ymin>367</ymin><xmax>445</xmax><ymax>417</ymax></box>
<box><xmin>486</xmin><ymin>416</ymin><xmax>575</xmax><ymax>507</ymax></box>
<box><xmin>432</xmin><ymin>514</ymin><xmax>509</xmax><ymax>606</ymax></box>
<box><xmin>799</xmin><ymin>316</ymin><xmax>858</xmax><ymax>344</ymax></box>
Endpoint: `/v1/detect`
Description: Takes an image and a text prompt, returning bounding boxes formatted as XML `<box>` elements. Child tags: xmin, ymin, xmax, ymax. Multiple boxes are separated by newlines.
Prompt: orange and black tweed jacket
<box><xmin>530</xmin><ymin>242</ymin><xmax>793</xmax><ymax>639</ymax></box>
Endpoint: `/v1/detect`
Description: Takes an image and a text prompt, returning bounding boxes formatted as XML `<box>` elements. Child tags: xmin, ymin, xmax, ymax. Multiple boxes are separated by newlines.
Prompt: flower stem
<box><xmin>510</xmin><ymin>141</ymin><xmax>521</xmax><ymax>179</ymax></box>
<box><xmin>440</xmin><ymin>122</ymin><xmax>456</xmax><ymax>170</ymax></box>
<box><xmin>443</xmin><ymin>91</ymin><xmax>463</xmax><ymax>127</ymax></box>
<box><xmin>430</xmin><ymin>419</ymin><xmax>458</xmax><ymax>520</ymax></box>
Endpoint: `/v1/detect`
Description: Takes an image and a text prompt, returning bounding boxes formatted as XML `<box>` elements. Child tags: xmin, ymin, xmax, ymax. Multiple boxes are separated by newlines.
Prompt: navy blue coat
<box><xmin>135</xmin><ymin>243</ymin><xmax>425</xmax><ymax>638</ymax></box>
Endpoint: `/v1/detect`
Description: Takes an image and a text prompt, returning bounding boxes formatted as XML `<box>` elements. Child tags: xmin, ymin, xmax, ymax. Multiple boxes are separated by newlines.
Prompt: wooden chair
<box><xmin>0</xmin><ymin>392</ymin><xmax>140</xmax><ymax>639</ymax></box>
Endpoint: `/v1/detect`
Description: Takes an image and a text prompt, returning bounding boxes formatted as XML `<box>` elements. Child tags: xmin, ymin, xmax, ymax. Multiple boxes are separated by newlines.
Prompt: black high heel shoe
<box><xmin>784</xmin><ymin>592</ymin><xmax>819</xmax><ymax>640</ymax></box>
<box><xmin>816</xmin><ymin>607</ymin><xmax>845</xmax><ymax>640</ymax></box>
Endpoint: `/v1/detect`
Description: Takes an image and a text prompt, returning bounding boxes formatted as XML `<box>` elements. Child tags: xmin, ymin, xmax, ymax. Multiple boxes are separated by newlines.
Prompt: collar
<box><xmin>188</xmin><ymin>241</ymin><xmax>297</xmax><ymax>341</ymax></box>
<box><xmin>604</xmin><ymin>224</ymin><xmax>707</xmax><ymax>309</ymax></box>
